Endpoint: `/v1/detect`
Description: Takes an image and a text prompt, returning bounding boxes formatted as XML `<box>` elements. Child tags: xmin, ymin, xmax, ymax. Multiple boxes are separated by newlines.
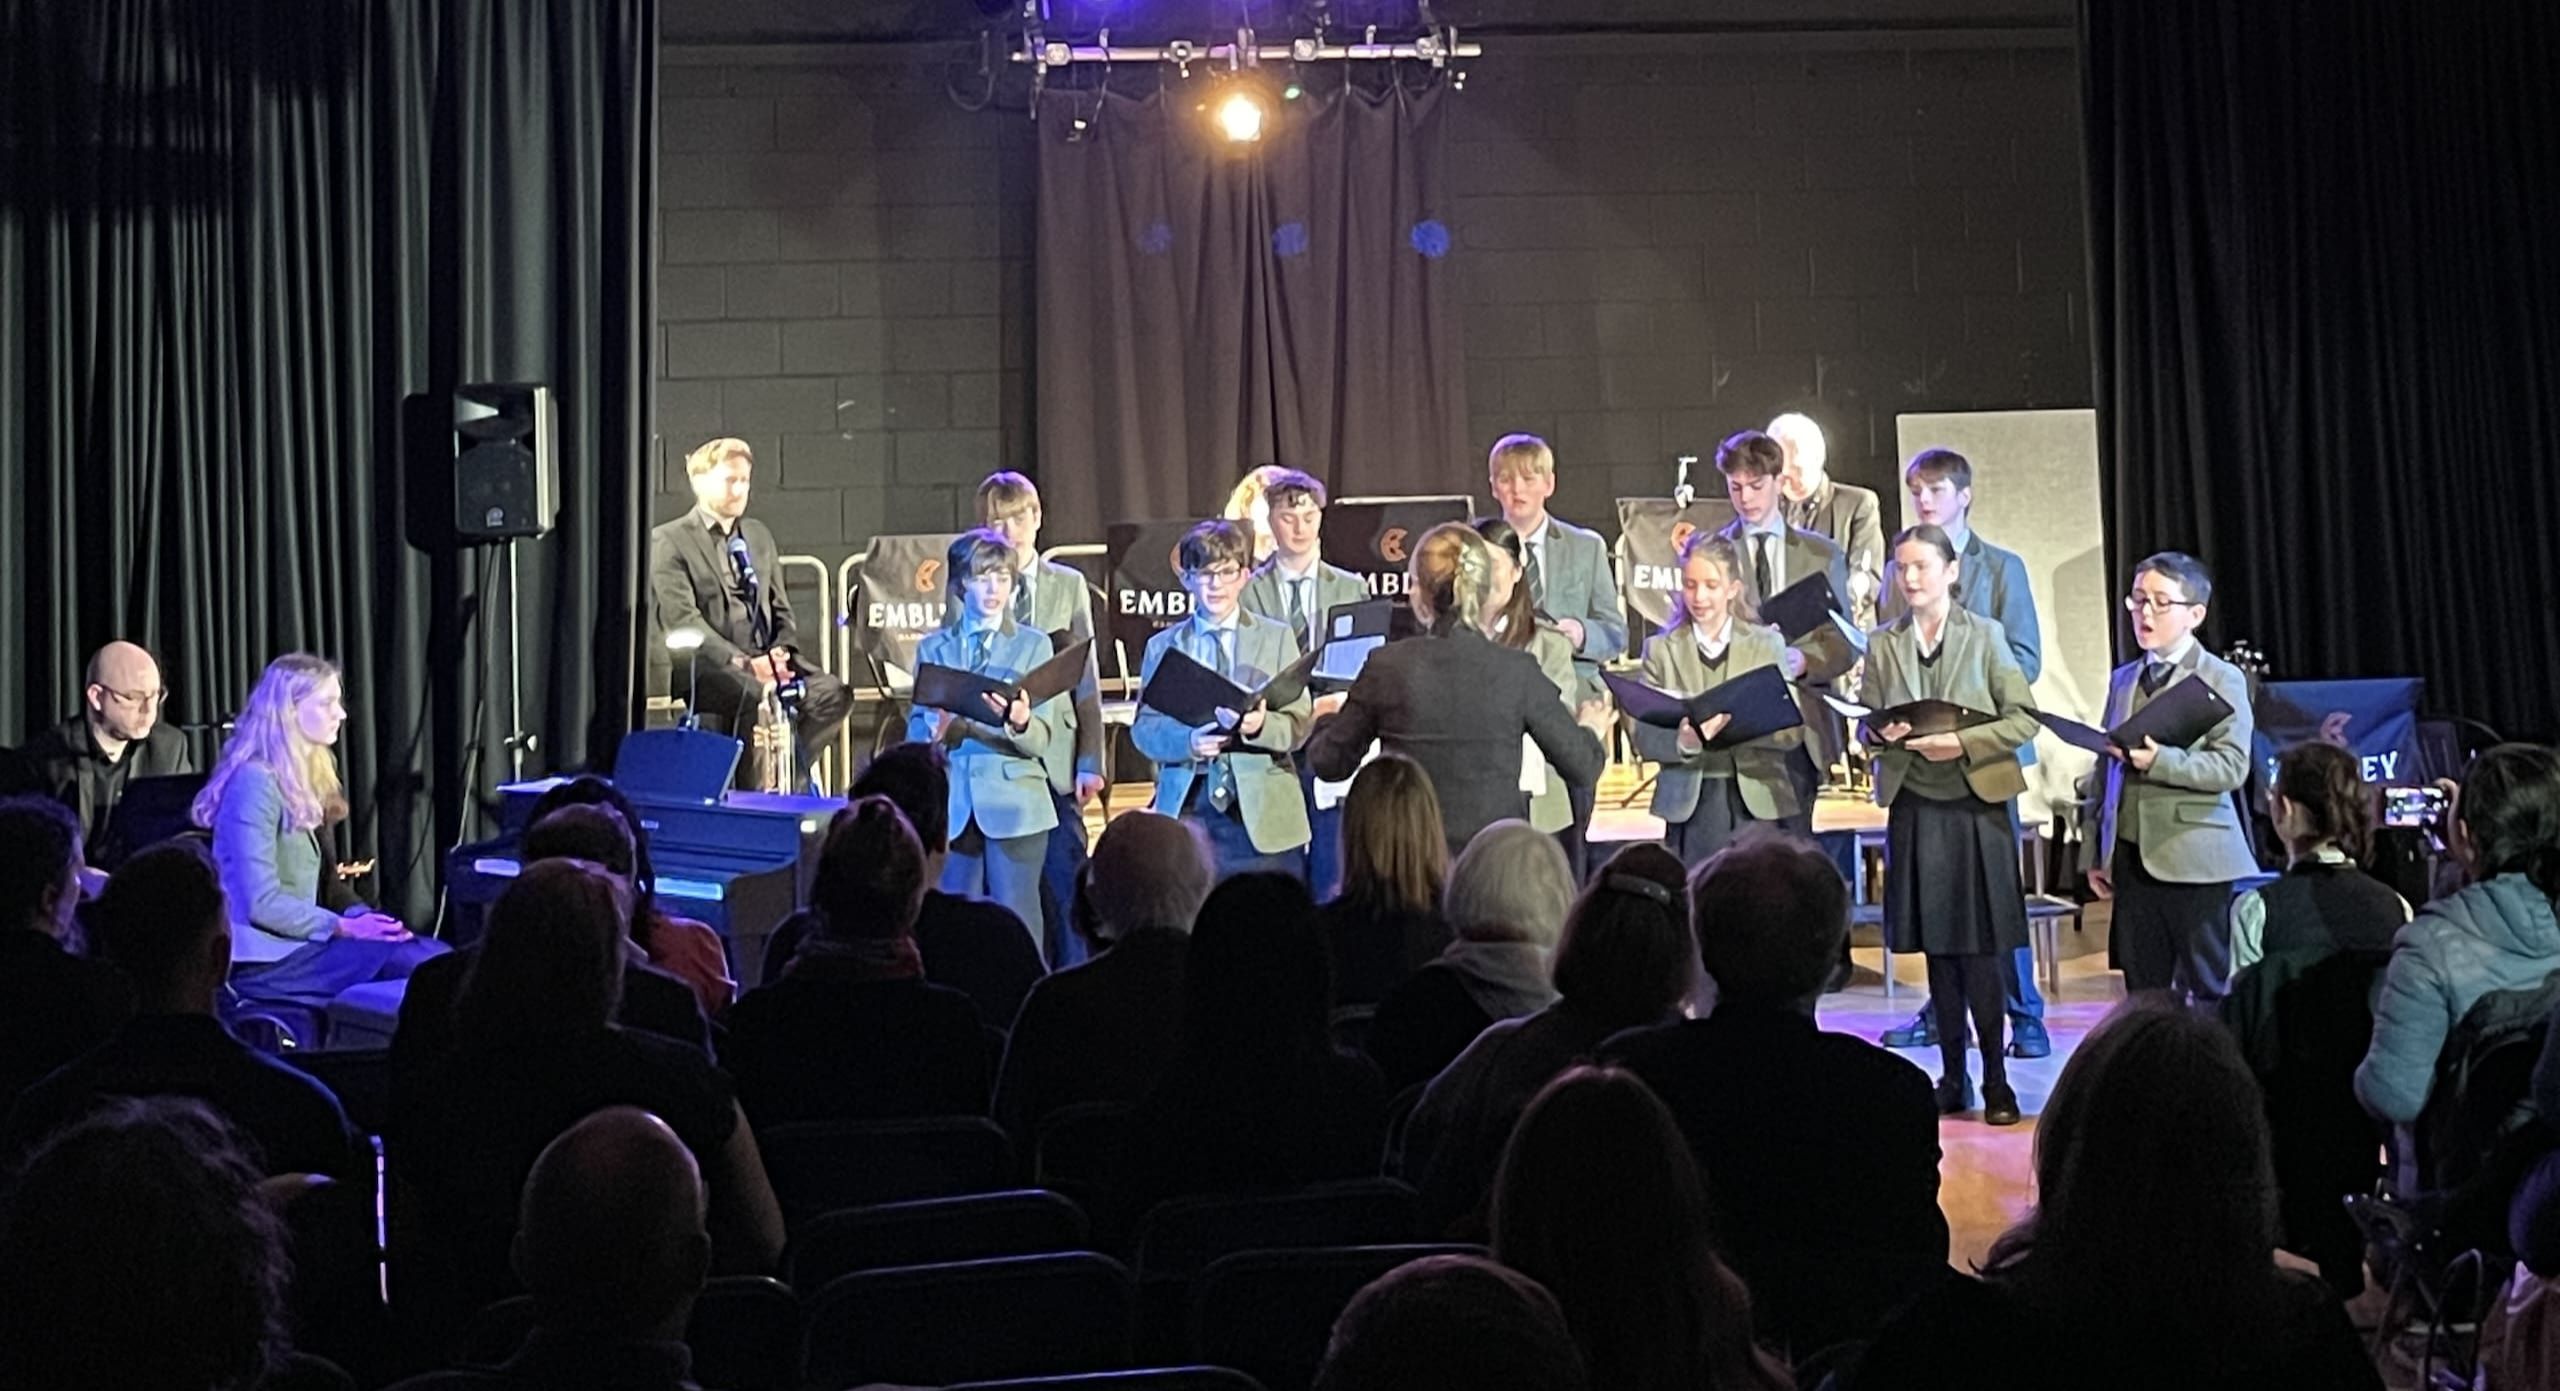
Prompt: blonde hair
<box><xmin>1663</xmin><ymin>531</ymin><xmax>1759</xmax><ymax>633</ymax></box>
<box><xmin>1222</xmin><ymin>466</ymin><xmax>1291</xmax><ymax>562</ymax></box>
<box><xmin>192</xmin><ymin>654</ymin><xmax>347</xmax><ymax>833</ymax></box>
<box><xmin>1446</xmin><ymin>820</ymin><xmax>1576</xmax><ymax>946</ymax></box>
<box><xmin>684</xmin><ymin>437</ymin><xmax>752</xmax><ymax>477</ymax></box>
<box><xmin>976</xmin><ymin>471</ymin><xmax>1040</xmax><ymax>524</ymax></box>
<box><xmin>1488</xmin><ymin>433</ymin><xmax>1555</xmax><ymax>483</ymax></box>
<box><xmin>1407</xmin><ymin>522</ymin><xmax>1499</xmax><ymax>637</ymax></box>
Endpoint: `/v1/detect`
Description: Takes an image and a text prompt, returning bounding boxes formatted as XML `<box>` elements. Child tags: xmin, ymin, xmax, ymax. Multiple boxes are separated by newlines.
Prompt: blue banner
<box><xmin>2251</xmin><ymin>677</ymin><xmax>2426</xmax><ymax>789</ymax></box>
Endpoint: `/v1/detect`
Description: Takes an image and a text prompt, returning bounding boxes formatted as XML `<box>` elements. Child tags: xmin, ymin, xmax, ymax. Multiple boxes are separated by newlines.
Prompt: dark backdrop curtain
<box><xmin>1033</xmin><ymin>80</ymin><xmax>1468</xmax><ymax>538</ymax></box>
<box><xmin>0</xmin><ymin>0</ymin><xmax>654</xmax><ymax>921</ymax></box>
<box><xmin>2082</xmin><ymin>0</ymin><xmax>2560</xmax><ymax>740</ymax></box>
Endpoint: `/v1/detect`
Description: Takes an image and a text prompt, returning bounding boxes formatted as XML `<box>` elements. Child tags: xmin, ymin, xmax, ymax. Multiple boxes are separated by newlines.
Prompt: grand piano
<box><xmin>443</xmin><ymin>731</ymin><xmax>840</xmax><ymax>987</ymax></box>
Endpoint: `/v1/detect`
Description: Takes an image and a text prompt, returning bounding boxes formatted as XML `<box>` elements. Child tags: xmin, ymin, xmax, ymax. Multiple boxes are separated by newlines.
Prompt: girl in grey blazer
<box><xmin>1630</xmin><ymin>533</ymin><xmax>1810</xmax><ymax>867</ymax></box>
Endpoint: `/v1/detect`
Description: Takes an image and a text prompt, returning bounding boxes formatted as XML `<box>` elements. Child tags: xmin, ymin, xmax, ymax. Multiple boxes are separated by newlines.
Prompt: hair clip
<box><xmin>1603</xmin><ymin>873</ymin><xmax>1675</xmax><ymax>906</ymax></box>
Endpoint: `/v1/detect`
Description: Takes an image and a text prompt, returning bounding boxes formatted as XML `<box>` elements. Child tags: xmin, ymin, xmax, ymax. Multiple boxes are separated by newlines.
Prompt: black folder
<box><xmin>1310</xmin><ymin>598</ymin><xmax>1422</xmax><ymax>689</ymax></box>
<box><xmin>1604</xmin><ymin>666</ymin><xmax>1804</xmax><ymax>750</ymax></box>
<box><xmin>1139</xmin><ymin>644</ymin><xmax>1324</xmax><ymax>729</ymax></box>
<box><xmin>2036</xmin><ymin>672</ymin><xmax>2236</xmax><ymax>756</ymax></box>
<box><xmin>1760</xmin><ymin>571</ymin><xmax>1845</xmax><ymax>644</ymax></box>
<box><xmin>1824</xmin><ymin>694</ymin><xmax>1997</xmax><ymax>744</ymax></box>
<box><xmin>912</xmin><ymin>638</ymin><xmax>1094</xmax><ymax>721</ymax></box>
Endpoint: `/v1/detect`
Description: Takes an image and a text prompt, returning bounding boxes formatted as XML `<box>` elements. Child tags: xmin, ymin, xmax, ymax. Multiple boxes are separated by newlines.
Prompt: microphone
<box><xmin>726</xmin><ymin>533</ymin><xmax>758</xmax><ymax>587</ymax></box>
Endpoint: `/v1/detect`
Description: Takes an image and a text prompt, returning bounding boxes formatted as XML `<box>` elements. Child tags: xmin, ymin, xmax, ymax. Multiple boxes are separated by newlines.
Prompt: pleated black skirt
<box><xmin>1883</xmin><ymin>791</ymin><xmax>2028</xmax><ymax>956</ymax></box>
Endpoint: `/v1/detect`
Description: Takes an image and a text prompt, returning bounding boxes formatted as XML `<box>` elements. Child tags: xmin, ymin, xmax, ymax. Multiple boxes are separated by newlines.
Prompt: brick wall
<box><xmin>653</xmin><ymin>32</ymin><xmax>2086</xmax><ymax>564</ymax></box>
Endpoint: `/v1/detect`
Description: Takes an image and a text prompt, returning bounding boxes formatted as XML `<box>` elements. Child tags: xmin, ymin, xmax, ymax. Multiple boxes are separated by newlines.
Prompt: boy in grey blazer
<box><xmin>1710</xmin><ymin>431</ymin><xmax>1858</xmax><ymax>791</ymax></box>
<box><xmin>2086</xmin><ymin>552</ymin><xmax>2260</xmax><ymax>1006</ymax></box>
<box><xmin>1132</xmin><ymin>520</ymin><xmax>1314</xmax><ymax>880</ymax></box>
<box><xmin>1239</xmin><ymin>470</ymin><xmax>1369</xmax><ymax>896</ymax></box>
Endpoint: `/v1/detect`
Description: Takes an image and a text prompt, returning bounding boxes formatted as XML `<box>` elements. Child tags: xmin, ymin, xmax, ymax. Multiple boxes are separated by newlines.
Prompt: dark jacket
<box><xmin>1363</xmin><ymin>964</ymin><xmax>1502</xmax><ymax>1096</ymax></box>
<box><xmin>392</xmin><ymin>946</ymin><xmax>713</xmax><ymax>1087</ymax></box>
<box><xmin>2</xmin><ymin>1012</ymin><xmax>362</xmax><ymax>1181</ymax></box>
<box><xmin>0</xmin><ymin>931</ymin><xmax>134</xmax><ymax>1112</ymax></box>
<box><xmin>17</xmin><ymin>715</ymin><xmax>196</xmax><ymax>850</ymax></box>
<box><xmin>648</xmin><ymin>508</ymin><xmax>801</xmax><ymax>666</ymax></box>
<box><xmin>720</xmin><ymin>961</ymin><xmax>990</xmax><ymax>1127</ymax></box>
<box><xmin>1602</xmin><ymin>1002</ymin><xmax>1948</xmax><ymax>1353</ymax></box>
<box><xmin>1319</xmin><ymin>898</ymin><xmax>1448</xmax><ymax>1009</ymax></box>
<box><xmin>1115</xmin><ymin>1046</ymin><xmax>1390</xmax><ymax>1229</ymax></box>
<box><xmin>762</xmin><ymin>896</ymin><xmax>1045</xmax><ymax>1033</ymax></box>
<box><xmin>993</xmin><ymin>927</ymin><xmax>1186</xmax><ymax>1142</ymax></box>
<box><xmin>1305</xmin><ymin>625</ymin><xmax>1604</xmax><ymax>854</ymax></box>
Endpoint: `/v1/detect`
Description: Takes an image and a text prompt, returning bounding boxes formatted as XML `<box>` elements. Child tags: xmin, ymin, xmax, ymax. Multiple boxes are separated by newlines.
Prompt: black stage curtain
<box><xmin>2082</xmin><ymin>0</ymin><xmax>2560</xmax><ymax>739</ymax></box>
<box><xmin>0</xmin><ymin>0</ymin><xmax>655</xmax><ymax>921</ymax></box>
<box><xmin>1033</xmin><ymin>80</ymin><xmax>1468</xmax><ymax>538</ymax></box>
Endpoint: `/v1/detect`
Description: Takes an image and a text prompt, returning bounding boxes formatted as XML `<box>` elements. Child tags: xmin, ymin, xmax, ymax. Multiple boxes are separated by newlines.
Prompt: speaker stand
<box><xmin>502</xmin><ymin>537</ymin><xmax>539</xmax><ymax>779</ymax></box>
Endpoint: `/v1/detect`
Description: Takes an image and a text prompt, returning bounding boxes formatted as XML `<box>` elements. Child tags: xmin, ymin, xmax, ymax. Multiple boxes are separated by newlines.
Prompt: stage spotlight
<box><xmin>1216</xmin><ymin>90</ymin><xmax>1266</xmax><ymax>142</ymax></box>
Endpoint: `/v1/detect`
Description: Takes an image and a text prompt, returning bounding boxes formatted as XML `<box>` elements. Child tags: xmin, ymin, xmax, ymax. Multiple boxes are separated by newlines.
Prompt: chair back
<box><xmin>759</xmin><ymin>1114</ymin><xmax>1015</xmax><ymax>1226</ymax></box>
<box><xmin>1134</xmin><ymin>1180</ymin><xmax>1419</xmax><ymax>1286</ymax></box>
<box><xmin>279</xmin><ymin>1046</ymin><xmax>393</xmax><ymax>1137</ymax></box>
<box><xmin>806</xmin><ymin>1252</ymin><xmax>1136</xmax><ymax>1389</ymax></box>
<box><xmin>1190</xmin><ymin>1244</ymin><xmax>1484</xmax><ymax>1391</ymax></box>
<box><xmin>946</xmin><ymin>1369</ymin><xmax>1268</xmax><ymax>1391</ymax></box>
<box><xmin>787</xmin><ymin>1189</ymin><xmax>1089</xmax><ymax>1292</ymax></box>
<box><xmin>2421</xmin><ymin>968</ymin><xmax>2560</xmax><ymax>1194</ymax></box>
<box><xmin>1034</xmin><ymin>1101</ymin><xmax>1133</xmax><ymax>1200</ymax></box>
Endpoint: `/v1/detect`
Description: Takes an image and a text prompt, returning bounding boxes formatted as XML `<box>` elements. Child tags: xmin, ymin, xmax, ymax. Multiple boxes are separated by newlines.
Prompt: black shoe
<box><xmin>1983</xmin><ymin>1082</ymin><xmax>2023</xmax><ymax>1127</ymax></box>
<box><xmin>1881</xmin><ymin>1010</ymin><xmax>1940</xmax><ymax>1049</ymax></box>
<box><xmin>2007</xmin><ymin>1019</ymin><xmax>2052</xmax><ymax>1059</ymax></box>
<box><xmin>1935</xmin><ymin>1076</ymin><xmax>1975</xmax><ymax>1115</ymax></box>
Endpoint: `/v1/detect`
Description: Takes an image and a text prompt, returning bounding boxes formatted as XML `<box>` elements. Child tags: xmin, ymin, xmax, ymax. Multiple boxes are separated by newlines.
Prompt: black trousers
<box><xmin>2111</xmin><ymin>839</ymin><xmax>2237</xmax><ymax>1006</ymax></box>
<box><xmin>1556</xmin><ymin>778</ymin><xmax>1597</xmax><ymax>882</ymax></box>
<box><xmin>682</xmin><ymin>654</ymin><xmax>851</xmax><ymax>787</ymax></box>
<box><xmin>1928</xmin><ymin>953</ymin><xmax>2008</xmax><ymax>1090</ymax></box>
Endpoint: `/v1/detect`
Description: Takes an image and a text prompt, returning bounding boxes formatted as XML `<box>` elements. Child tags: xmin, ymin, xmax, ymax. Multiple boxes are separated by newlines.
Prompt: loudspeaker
<box><xmin>452</xmin><ymin>383</ymin><xmax>557</xmax><ymax>541</ymax></box>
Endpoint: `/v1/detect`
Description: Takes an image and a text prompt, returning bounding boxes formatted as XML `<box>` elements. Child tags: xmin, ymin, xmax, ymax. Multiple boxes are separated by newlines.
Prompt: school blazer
<box><xmin>1129</xmin><ymin>612</ymin><xmax>1314</xmax><ymax>855</ymax></box>
<box><xmin>1532</xmin><ymin>518</ymin><xmax>1628</xmax><ymax>695</ymax></box>
<box><xmin>1791</xmin><ymin>481</ymin><xmax>1885</xmax><ymax>623</ymax></box>
<box><xmin>1019</xmin><ymin>558</ymin><xmax>1107</xmax><ymax>797</ymax></box>
<box><xmin>2090</xmin><ymin>644</ymin><xmax>2260</xmax><ymax>884</ymax></box>
<box><xmin>1523</xmin><ymin>624</ymin><xmax>1581</xmax><ymax>835</ymax></box>
<box><xmin>1241</xmin><ymin>556</ymin><xmax>1370</xmax><ymax>656</ymax></box>
<box><xmin>1628</xmin><ymin>621</ymin><xmax>1806</xmax><ymax>824</ymax></box>
<box><xmin>1715</xmin><ymin>516</ymin><xmax>1857</xmax><ymax>770</ymax></box>
<box><xmin>1881</xmin><ymin>531</ymin><xmax>2042</xmax><ymax>685</ymax></box>
<box><xmin>1861</xmin><ymin>608</ymin><xmax>2041</xmax><ymax>808</ymax></box>
<box><xmin>906</xmin><ymin>622</ymin><xmax>1063</xmax><ymax>842</ymax></box>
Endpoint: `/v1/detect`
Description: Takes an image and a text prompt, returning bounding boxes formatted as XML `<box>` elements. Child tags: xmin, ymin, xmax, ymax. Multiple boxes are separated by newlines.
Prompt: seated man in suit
<box><xmin>1489</xmin><ymin>435</ymin><xmax>1628</xmax><ymax>878</ymax></box>
<box><xmin>648</xmin><ymin>437</ymin><xmax>850</xmax><ymax>790</ymax></box>
<box><xmin>992</xmin><ymin>811</ymin><xmax>1213</xmax><ymax>1143</ymax></box>
<box><xmin>1769</xmin><ymin>412</ymin><xmax>1884</xmax><ymax>628</ymax></box>
<box><xmin>1131</xmin><ymin>519</ymin><xmax>1313</xmax><ymax>880</ymax></box>
<box><xmin>1710</xmin><ymin>430</ymin><xmax>1857</xmax><ymax>799</ymax></box>
<box><xmin>1878</xmin><ymin>446</ymin><xmax>2054</xmax><ymax>1056</ymax></box>
<box><xmin>18</xmin><ymin>641</ymin><xmax>196</xmax><ymax>864</ymax></box>
<box><xmin>1239</xmin><ymin>469</ymin><xmax>1371</xmax><ymax>897</ymax></box>
<box><xmin>2086</xmin><ymin>551</ymin><xmax>2260</xmax><ymax>1007</ymax></box>
<box><xmin>1600</xmin><ymin>827</ymin><xmax>1948</xmax><ymax>1354</ymax></box>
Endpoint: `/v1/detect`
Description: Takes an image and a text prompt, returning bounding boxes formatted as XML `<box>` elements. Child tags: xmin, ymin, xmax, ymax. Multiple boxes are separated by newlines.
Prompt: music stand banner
<box><xmin>2251</xmin><ymin>677</ymin><xmax>2426</xmax><ymax>788</ymax></box>
<box><xmin>1320</xmin><ymin>496</ymin><xmax>1475</xmax><ymax>599</ymax></box>
<box><xmin>1614</xmin><ymin>496</ymin><xmax>1738</xmax><ymax>658</ymax></box>
<box><xmin>1103</xmin><ymin>519</ymin><xmax>1201</xmax><ymax>674</ymax></box>
<box><xmin>849</xmin><ymin>532</ymin><xmax>958</xmax><ymax>677</ymax></box>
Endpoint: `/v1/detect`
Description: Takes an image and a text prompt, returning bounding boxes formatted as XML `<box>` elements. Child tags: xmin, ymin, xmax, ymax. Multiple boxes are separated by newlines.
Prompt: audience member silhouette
<box><xmin>3</xmin><ymin>840</ymin><xmax>360</xmax><ymax>1180</ymax></box>
<box><xmin>1400</xmin><ymin>843</ymin><xmax>1694</xmax><ymax>1236</ymax></box>
<box><xmin>993</xmin><ymin>811</ymin><xmax>1212</xmax><ymax>1142</ymax></box>
<box><xmin>523</xmin><ymin>776</ymin><xmax>735</xmax><ymax>1017</ymax></box>
<box><xmin>1602</xmin><ymin>828</ymin><xmax>1947</xmax><ymax>1354</ymax></box>
<box><xmin>1320</xmin><ymin>753</ymin><xmax>1453</xmax><ymax>1008</ymax></box>
<box><xmin>762</xmin><ymin>743</ymin><xmax>1044</xmax><ymax>1029</ymax></box>
<box><xmin>1311</xmin><ymin>1253</ymin><xmax>1589</xmax><ymax>1391</ymax></box>
<box><xmin>1852</xmin><ymin>996</ymin><xmax>2381</xmax><ymax>1389</ymax></box>
<box><xmin>391</xmin><ymin>859</ymin><xmax>781</xmax><ymax>1338</ymax></box>
<box><xmin>1491</xmin><ymin>1066</ymin><xmax>1791</xmax><ymax>1391</ymax></box>
<box><xmin>0</xmin><ymin>1096</ymin><xmax>291</xmax><ymax>1391</ymax></box>
<box><xmin>0</xmin><ymin>795</ymin><xmax>133</xmax><ymax>1110</ymax></box>
<box><xmin>1114</xmin><ymin>872</ymin><xmax>1388</xmax><ymax>1227</ymax></box>
<box><xmin>1364</xmin><ymin>819</ymin><xmax>1575</xmax><ymax>1093</ymax></box>
<box><xmin>722</xmin><ymin>796</ymin><xmax>991</xmax><ymax>1125</ymax></box>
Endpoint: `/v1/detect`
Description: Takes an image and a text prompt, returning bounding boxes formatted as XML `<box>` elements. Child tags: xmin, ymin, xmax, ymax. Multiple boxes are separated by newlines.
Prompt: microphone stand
<box><xmin>731</xmin><ymin>536</ymin><xmax>806</xmax><ymax>791</ymax></box>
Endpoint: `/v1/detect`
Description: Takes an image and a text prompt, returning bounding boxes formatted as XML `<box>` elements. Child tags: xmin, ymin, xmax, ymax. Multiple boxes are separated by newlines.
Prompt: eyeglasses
<box><xmin>2123</xmin><ymin>593</ymin><xmax>2197</xmax><ymax>615</ymax></box>
<box><xmin>96</xmin><ymin>685</ymin><xmax>167</xmax><ymax>708</ymax></box>
<box><xmin>1185</xmin><ymin>564</ymin><xmax>1245</xmax><ymax>584</ymax></box>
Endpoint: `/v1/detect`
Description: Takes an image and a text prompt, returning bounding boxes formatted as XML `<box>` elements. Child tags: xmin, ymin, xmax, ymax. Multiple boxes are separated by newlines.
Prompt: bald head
<box><xmin>84</xmin><ymin>642</ymin><xmax>164</xmax><ymax>746</ymax></box>
<box><xmin>1082</xmin><ymin>810</ymin><xmax>1212</xmax><ymax>944</ymax></box>
<box><xmin>513</xmin><ymin>1108</ymin><xmax>710</xmax><ymax>1339</ymax></box>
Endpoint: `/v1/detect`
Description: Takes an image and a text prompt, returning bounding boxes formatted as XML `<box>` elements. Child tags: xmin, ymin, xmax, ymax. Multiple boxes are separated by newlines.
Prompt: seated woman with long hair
<box><xmin>1400</xmin><ymin>843</ymin><xmax>1696</xmax><ymax>1237</ymax></box>
<box><xmin>1852</xmin><ymin>997</ymin><xmax>2380</xmax><ymax>1389</ymax></box>
<box><xmin>1321</xmin><ymin>753</ymin><xmax>1452</xmax><ymax>1008</ymax></box>
<box><xmin>393</xmin><ymin>859</ymin><xmax>783</xmax><ymax>1336</ymax></box>
<box><xmin>191</xmin><ymin>654</ymin><xmax>444</xmax><ymax>1014</ymax></box>
<box><xmin>1491</xmin><ymin>1066</ymin><xmax>1791</xmax><ymax>1391</ymax></box>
